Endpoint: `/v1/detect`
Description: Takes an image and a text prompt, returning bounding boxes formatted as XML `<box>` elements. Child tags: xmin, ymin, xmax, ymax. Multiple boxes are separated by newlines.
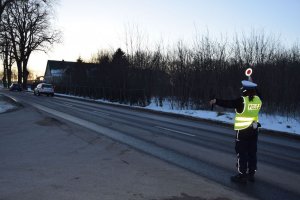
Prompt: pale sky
<box><xmin>26</xmin><ymin>0</ymin><xmax>300</xmax><ymax>76</ymax></box>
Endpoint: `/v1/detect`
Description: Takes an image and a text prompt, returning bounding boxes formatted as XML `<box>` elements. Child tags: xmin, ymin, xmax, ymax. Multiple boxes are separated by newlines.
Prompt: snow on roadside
<box><xmin>0</xmin><ymin>99</ymin><xmax>16</xmax><ymax>113</ymax></box>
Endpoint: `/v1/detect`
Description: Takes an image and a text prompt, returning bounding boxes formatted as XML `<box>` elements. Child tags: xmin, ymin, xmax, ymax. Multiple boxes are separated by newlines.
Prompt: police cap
<box><xmin>241</xmin><ymin>80</ymin><xmax>257</xmax><ymax>90</ymax></box>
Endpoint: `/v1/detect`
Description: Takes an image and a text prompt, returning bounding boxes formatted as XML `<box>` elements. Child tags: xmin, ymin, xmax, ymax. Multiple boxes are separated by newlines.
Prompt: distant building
<box><xmin>44</xmin><ymin>60</ymin><xmax>99</xmax><ymax>86</ymax></box>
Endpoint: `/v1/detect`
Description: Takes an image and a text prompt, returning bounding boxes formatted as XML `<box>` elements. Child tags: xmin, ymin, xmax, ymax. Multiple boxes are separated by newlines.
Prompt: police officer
<box><xmin>210</xmin><ymin>80</ymin><xmax>262</xmax><ymax>183</ymax></box>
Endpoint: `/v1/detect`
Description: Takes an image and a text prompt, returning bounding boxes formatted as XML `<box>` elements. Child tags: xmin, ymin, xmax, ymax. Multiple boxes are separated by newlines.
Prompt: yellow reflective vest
<box><xmin>234</xmin><ymin>96</ymin><xmax>262</xmax><ymax>130</ymax></box>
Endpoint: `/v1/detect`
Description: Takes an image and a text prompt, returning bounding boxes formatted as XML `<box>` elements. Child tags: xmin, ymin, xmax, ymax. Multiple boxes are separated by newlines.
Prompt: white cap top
<box><xmin>241</xmin><ymin>80</ymin><xmax>257</xmax><ymax>88</ymax></box>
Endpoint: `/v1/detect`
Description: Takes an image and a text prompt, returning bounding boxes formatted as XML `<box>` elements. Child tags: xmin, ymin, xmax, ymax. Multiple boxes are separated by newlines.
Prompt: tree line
<box><xmin>56</xmin><ymin>31</ymin><xmax>300</xmax><ymax>118</ymax></box>
<box><xmin>0</xmin><ymin>0</ymin><xmax>61</xmax><ymax>88</ymax></box>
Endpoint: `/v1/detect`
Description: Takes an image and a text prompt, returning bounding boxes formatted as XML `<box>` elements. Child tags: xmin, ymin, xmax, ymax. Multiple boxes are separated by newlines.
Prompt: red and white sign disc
<box><xmin>245</xmin><ymin>68</ymin><xmax>252</xmax><ymax>76</ymax></box>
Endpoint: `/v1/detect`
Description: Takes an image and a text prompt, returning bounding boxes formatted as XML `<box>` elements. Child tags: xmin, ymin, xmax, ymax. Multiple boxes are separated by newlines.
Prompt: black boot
<box><xmin>231</xmin><ymin>174</ymin><xmax>247</xmax><ymax>184</ymax></box>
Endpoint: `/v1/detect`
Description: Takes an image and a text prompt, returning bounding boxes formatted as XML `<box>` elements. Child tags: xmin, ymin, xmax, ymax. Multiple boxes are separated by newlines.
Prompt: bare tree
<box><xmin>0</xmin><ymin>0</ymin><xmax>17</xmax><ymax>86</ymax></box>
<box><xmin>0</xmin><ymin>0</ymin><xmax>15</xmax><ymax>20</ymax></box>
<box><xmin>2</xmin><ymin>0</ymin><xmax>61</xmax><ymax>88</ymax></box>
<box><xmin>0</xmin><ymin>32</ymin><xmax>14</xmax><ymax>87</ymax></box>
<box><xmin>89</xmin><ymin>49</ymin><xmax>112</xmax><ymax>64</ymax></box>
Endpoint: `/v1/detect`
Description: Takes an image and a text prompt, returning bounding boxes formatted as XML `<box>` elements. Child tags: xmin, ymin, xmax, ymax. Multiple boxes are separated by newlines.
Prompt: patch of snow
<box><xmin>0</xmin><ymin>100</ymin><xmax>15</xmax><ymax>113</ymax></box>
<box><xmin>259</xmin><ymin>114</ymin><xmax>299</xmax><ymax>134</ymax></box>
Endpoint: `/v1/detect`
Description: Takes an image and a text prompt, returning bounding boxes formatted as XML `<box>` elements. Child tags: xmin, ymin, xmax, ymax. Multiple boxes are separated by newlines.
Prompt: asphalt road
<box><xmin>3</xmin><ymin>90</ymin><xmax>300</xmax><ymax>200</ymax></box>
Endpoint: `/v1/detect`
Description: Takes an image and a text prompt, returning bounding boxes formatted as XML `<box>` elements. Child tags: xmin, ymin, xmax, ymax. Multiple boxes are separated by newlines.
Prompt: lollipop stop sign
<box><xmin>245</xmin><ymin>68</ymin><xmax>252</xmax><ymax>77</ymax></box>
<box><xmin>245</xmin><ymin>68</ymin><xmax>253</xmax><ymax>81</ymax></box>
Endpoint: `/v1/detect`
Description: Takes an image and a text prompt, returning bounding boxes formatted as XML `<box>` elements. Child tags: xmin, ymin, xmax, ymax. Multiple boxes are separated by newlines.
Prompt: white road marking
<box><xmin>50</xmin><ymin>100</ymin><xmax>111</xmax><ymax>116</ymax></box>
<box><xmin>63</xmin><ymin>103</ymin><xmax>73</xmax><ymax>107</ymax></box>
<box><xmin>92</xmin><ymin>110</ymin><xmax>110</xmax><ymax>116</ymax></box>
<box><xmin>155</xmin><ymin>126</ymin><xmax>195</xmax><ymax>137</ymax></box>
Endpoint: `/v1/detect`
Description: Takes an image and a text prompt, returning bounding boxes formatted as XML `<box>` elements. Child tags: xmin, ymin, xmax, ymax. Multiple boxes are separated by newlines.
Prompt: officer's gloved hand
<box><xmin>209</xmin><ymin>99</ymin><xmax>216</xmax><ymax>106</ymax></box>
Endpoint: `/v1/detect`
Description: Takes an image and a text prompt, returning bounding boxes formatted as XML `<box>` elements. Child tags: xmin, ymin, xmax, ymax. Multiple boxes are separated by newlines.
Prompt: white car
<box><xmin>34</xmin><ymin>83</ymin><xmax>54</xmax><ymax>96</ymax></box>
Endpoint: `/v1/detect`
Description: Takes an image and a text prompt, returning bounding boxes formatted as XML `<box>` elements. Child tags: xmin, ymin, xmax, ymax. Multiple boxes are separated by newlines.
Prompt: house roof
<box><xmin>44</xmin><ymin>60</ymin><xmax>100</xmax><ymax>79</ymax></box>
<box><xmin>46</xmin><ymin>60</ymin><xmax>99</xmax><ymax>70</ymax></box>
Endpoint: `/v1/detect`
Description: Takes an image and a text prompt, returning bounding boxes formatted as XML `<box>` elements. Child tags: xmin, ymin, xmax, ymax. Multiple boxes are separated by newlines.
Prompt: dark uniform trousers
<box><xmin>235</xmin><ymin>126</ymin><xmax>258</xmax><ymax>175</ymax></box>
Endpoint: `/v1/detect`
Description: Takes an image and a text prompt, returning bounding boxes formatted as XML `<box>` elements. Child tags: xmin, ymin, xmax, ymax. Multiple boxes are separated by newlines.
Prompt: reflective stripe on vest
<box><xmin>234</xmin><ymin>96</ymin><xmax>262</xmax><ymax>130</ymax></box>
